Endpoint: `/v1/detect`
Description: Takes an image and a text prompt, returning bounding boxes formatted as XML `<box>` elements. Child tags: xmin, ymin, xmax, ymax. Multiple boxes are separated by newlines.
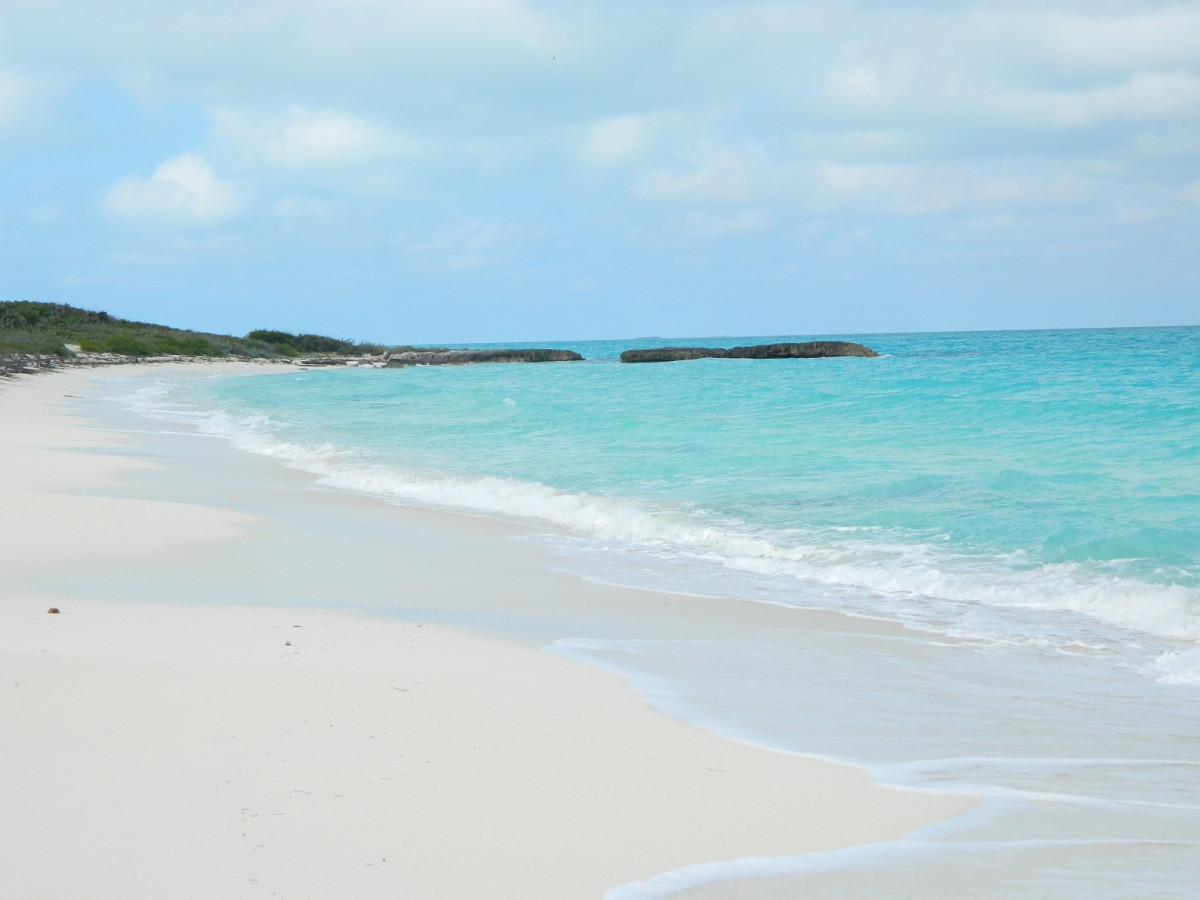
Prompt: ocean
<box><xmin>113</xmin><ymin>326</ymin><xmax>1200</xmax><ymax>897</ymax></box>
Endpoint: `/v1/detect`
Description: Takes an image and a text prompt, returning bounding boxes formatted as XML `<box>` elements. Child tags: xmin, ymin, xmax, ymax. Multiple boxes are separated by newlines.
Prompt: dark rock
<box><xmin>726</xmin><ymin>341</ymin><xmax>879</xmax><ymax>359</ymax></box>
<box><xmin>619</xmin><ymin>347</ymin><xmax>728</xmax><ymax>363</ymax></box>
<box><xmin>620</xmin><ymin>341</ymin><xmax>879</xmax><ymax>362</ymax></box>
<box><xmin>385</xmin><ymin>348</ymin><xmax>583</xmax><ymax>367</ymax></box>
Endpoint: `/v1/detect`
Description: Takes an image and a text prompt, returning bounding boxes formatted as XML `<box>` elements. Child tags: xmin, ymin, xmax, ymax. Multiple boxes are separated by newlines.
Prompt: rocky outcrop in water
<box><xmin>385</xmin><ymin>348</ymin><xmax>583</xmax><ymax>367</ymax></box>
<box><xmin>618</xmin><ymin>347</ymin><xmax>728</xmax><ymax>363</ymax></box>
<box><xmin>727</xmin><ymin>341</ymin><xmax>879</xmax><ymax>359</ymax></box>
<box><xmin>619</xmin><ymin>341</ymin><xmax>878</xmax><ymax>363</ymax></box>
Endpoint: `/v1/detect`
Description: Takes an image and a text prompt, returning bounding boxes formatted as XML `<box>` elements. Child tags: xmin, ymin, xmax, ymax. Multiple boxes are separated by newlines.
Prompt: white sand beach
<box><xmin>0</xmin><ymin>363</ymin><xmax>973</xmax><ymax>899</ymax></box>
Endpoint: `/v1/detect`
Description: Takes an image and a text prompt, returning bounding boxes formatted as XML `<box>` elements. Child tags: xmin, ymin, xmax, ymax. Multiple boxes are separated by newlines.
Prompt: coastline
<box><xmin>1</xmin><ymin>363</ymin><xmax>973</xmax><ymax>898</ymax></box>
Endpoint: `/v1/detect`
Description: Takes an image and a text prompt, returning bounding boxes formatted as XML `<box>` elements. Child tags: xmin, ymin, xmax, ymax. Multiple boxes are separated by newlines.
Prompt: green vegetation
<box><xmin>0</xmin><ymin>301</ymin><xmax>389</xmax><ymax>361</ymax></box>
<box><xmin>245</xmin><ymin>329</ymin><xmax>389</xmax><ymax>358</ymax></box>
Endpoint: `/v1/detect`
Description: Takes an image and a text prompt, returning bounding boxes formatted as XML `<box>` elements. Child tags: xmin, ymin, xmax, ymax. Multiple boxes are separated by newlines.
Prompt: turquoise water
<box><xmin>119</xmin><ymin>326</ymin><xmax>1200</xmax><ymax>898</ymax></box>
<box><xmin>163</xmin><ymin>327</ymin><xmax>1200</xmax><ymax>653</ymax></box>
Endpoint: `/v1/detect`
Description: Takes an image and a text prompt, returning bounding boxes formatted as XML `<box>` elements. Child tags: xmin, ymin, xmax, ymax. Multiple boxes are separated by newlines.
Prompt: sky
<box><xmin>0</xmin><ymin>0</ymin><xmax>1197</xmax><ymax>343</ymax></box>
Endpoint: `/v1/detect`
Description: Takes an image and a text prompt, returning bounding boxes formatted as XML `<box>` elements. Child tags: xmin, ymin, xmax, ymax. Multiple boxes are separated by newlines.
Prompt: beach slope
<box><xmin>0</xmin><ymin>365</ymin><xmax>971</xmax><ymax>899</ymax></box>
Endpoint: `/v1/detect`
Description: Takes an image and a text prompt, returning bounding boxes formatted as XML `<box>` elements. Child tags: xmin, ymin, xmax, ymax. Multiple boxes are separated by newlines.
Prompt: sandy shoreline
<box><xmin>1</xmin><ymin>363</ymin><xmax>973</xmax><ymax>898</ymax></box>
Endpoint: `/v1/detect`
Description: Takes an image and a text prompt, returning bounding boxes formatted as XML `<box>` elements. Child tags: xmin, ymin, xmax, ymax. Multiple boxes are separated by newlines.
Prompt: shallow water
<box><xmin>108</xmin><ymin>326</ymin><xmax>1200</xmax><ymax>897</ymax></box>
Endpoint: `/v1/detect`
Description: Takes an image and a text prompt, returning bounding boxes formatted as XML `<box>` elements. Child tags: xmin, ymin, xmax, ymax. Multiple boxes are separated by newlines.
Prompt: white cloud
<box><xmin>632</xmin><ymin>136</ymin><xmax>1118</xmax><ymax>224</ymax></box>
<box><xmin>1008</xmin><ymin>71</ymin><xmax>1200</xmax><ymax>129</ymax></box>
<box><xmin>1026</xmin><ymin>6</ymin><xmax>1200</xmax><ymax>74</ymax></box>
<box><xmin>822</xmin><ymin>65</ymin><xmax>883</xmax><ymax>106</ymax></box>
<box><xmin>638</xmin><ymin>143</ymin><xmax>771</xmax><ymax>204</ymax></box>
<box><xmin>1128</xmin><ymin>123</ymin><xmax>1200</xmax><ymax>159</ymax></box>
<box><xmin>811</xmin><ymin>159</ymin><xmax>1103</xmax><ymax>219</ymax></box>
<box><xmin>1</xmin><ymin>0</ymin><xmax>575</xmax><ymax>113</ymax></box>
<box><xmin>272</xmin><ymin>196</ymin><xmax>337</xmax><ymax>222</ymax></box>
<box><xmin>104</xmin><ymin>152</ymin><xmax>243</xmax><ymax>224</ymax></box>
<box><xmin>677</xmin><ymin>208</ymin><xmax>771</xmax><ymax>236</ymax></box>
<box><xmin>579</xmin><ymin>114</ymin><xmax>663</xmax><ymax>166</ymax></box>
<box><xmin>598</xmin><ymin>2</ymin><xmax>1200</xmax><ymax>241</ymax></box>
<box><xmin>794</xmin><ymin>129</ymin><xmax>930</xmax><ymax>162</ymax></box>
<box><xmin>403</xmin><ymin>219</ymin><xmax>517</xmax><ymax>272</ymax></box>
<box><xmin>0</xmin><ymin>68</ymin><xmax>38</xmax><ymax>134</ymax></box>
<box><xmin>680</xmin><ymin>2</ymin><xmax>834</xmax><ymax>78</ymax></box>
<box><xmin>580</xmin><ymin>115</ymin><xmax>651</xmax><ymax>166</ymax></box>
<box><xmin>211</xmin><ymin>105</ymin><xmax>416</xmax><ymax>169</ymax></box>
<box><xmin>107</xmin><ymin>251</ymin><xmax>181</xmax><ymax>266</ymax></box>
<box><xmin>819</xmin><ymin>162</ymin><xmax>913</xmax><ymax>207</ymax></box>
<box><xmin>826</xmin><ymin>228</ymin><xmax>870</xmax><ymax>259</ymax></box>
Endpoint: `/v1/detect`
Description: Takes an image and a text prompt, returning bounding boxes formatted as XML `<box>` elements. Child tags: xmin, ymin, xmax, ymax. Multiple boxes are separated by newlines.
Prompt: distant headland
<box><xmin>0</xmin><ymin>301</ymin><xmax>392</xmax><ymax>376</ymax></box>
<box><xmin>2</xmin><ymin>300</ymin><xmax>878</xmax><ymax>377</ymax></box>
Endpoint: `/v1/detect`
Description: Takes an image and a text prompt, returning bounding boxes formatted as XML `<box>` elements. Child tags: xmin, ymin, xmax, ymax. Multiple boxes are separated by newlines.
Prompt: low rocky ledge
<box><xmin>0</xmin><ymin>352</ymin><xmax>224</xmax><ymax>378</ymax></box>
<box><xmin>727</xmin><ymin>341</ymin><xmax>879</xmax><ymax>359</ymax></box>
<box><xmin>385</xmin><ymin>348</ymin><xmax>583</xmax><ymax>367</ymax></box>
<box><xmin>620</xmin><ymin>341</ymin><xmax>878</xmax><ymax>363</ymax></box>
<box><xmin>0</xmin><ymin>352</ymin><xmax>317</xmax><ymax>379</ymax></box>
<box><xmin>295</xmin><ymin>356</ymin><xmax>387</xmax><ymax>367</ymax></box>
<box><xmin>619</xmin><ymin>347</ymin><xmax>728</xmax><ymax>363</ymax></box>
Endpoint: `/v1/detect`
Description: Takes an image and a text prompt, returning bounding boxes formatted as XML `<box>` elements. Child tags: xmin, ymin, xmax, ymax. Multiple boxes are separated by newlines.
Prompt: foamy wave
<box><xmin>139</xmin><ymin>393</ymin><xmax>1200</xmax><ymax>655</ymax></box>
<box><xmin>1144</xmin><ymin>649</ymin><xmax>1200</xmax><ymax>686</ymax></box>
<box><xmin>197</xmin><ymin>408</ymin><xmax>728</xmax><ymax>545</ymax></box>
<box><xmin>668</xmin><ymin>540</ymin><xmax>1200</xmax><ymax>647</ymax></box>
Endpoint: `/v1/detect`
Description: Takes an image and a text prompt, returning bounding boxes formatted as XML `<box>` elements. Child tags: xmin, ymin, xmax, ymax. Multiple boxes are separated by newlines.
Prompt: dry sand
<box><xmin>0</xmin><ymin>363</ymin><xmax>973</xmax><ymax>899</ymax></box>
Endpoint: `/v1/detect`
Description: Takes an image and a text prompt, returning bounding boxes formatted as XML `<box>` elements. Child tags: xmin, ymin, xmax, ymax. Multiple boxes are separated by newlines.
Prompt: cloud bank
<box><xmin>0</xmin><ymin>0</ymin><xmax>1196</xmax><ymax>339</ymax></box>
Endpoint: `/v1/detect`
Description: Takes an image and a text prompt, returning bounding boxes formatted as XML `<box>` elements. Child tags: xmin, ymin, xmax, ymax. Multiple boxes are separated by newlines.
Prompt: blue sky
<box><xmin>1</xmin><ymin>1</ymin><xmax>1197</xmax><ymax>343</ymax></box>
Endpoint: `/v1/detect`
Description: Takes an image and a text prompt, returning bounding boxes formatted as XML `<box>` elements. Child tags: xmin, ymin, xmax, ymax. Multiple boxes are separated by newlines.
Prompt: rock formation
<box><xmin>618</xmin><ymin>347</ymin><xmax>729</xmax><ymax>363</ymax></box>
<box><xmin>385</xmin><ymin>348</ymin><xmax>583</xmax><ymax>367</ymax></box>
<box><xmin>726</xmin><ymin>341</ymin><xmax>879</xmax><ymax>359</ymax></box>
<box><xmin>619</xmin><ymin>341</ymin><xmax>878</xmax><ymax>363</ymax></box>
